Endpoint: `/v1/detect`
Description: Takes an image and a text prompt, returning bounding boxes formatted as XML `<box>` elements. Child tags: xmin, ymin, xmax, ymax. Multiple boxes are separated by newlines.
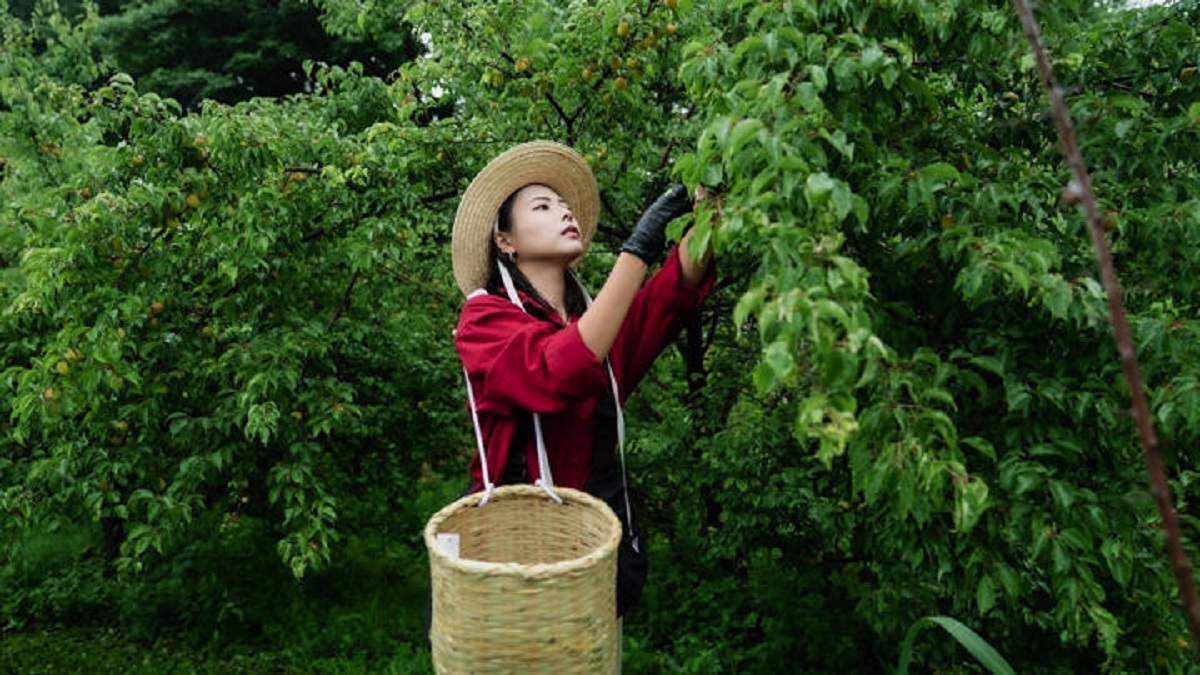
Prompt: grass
<box><xmin>0</xmin><ymin>627</ymin><xmax>435</xmax><ymax>674</ymax></box>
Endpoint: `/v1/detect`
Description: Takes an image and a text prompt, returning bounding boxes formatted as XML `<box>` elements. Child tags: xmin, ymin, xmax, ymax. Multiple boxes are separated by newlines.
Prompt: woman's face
<box><xmin>495</xmin><ymin>184</ymin><xmax>584</xmax><ymax>266</ymax></box>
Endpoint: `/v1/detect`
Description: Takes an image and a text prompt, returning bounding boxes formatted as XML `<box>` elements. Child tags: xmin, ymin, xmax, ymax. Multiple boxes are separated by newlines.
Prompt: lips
<box><xmin>562</xmin><ymin>225</ymin><xmax>581</xmax><ymax>238</ymax></box>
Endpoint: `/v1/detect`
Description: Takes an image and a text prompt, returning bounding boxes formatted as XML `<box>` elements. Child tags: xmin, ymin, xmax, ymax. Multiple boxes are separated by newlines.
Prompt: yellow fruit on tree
<box><xmin>151</xmin><ymin>301</ymin><xmax>165</xmax><ymax>315</ymax></box>
<box><xmin>186</xmin><ymin>193</ymin><xmax>201</xmax><ymax>208</ymax></box>
<box><xmin>614</xmin><ymin>76</ymin><xmax>629</xmax><ymax>90</ymax></box>
<box><xmin>617</xmin><ymin>20</ymin><xmax>630</xmax><ymax>37</ymax></box>
<box><xmin>55</xmin><ymin>360</ymin><xmax>70</xmax><ymax>376</ymax></box>
<box><xmin>665</xmin><ymin>0</ymin><xmax>679</xmax><ymax>8</ymax></box>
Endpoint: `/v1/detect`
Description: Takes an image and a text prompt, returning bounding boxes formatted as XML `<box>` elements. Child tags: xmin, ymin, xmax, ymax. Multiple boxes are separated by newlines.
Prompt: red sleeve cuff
<box><xmin>547</xmin><ymin>322</ymin><xmax>609</xmax><ymax>398</ymax></box>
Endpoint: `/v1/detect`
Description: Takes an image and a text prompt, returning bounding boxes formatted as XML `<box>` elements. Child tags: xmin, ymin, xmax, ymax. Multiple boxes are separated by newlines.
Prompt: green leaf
<box><xmin>1101</xmin><ymin>539</ymin><xmax>1132</xmax><ymax>587</ymax></box>
<box><xmin>818</xmin><ymin>128</ymin><xmax>853</xmax><ymax>159</ymax></box>
<box><xmin>962</xmin><ymin>436</ymin><xmax>997</xmax><ymax>462</ymax></box>
<box><xmin>919</xmin><ymin>161</ymin><xmax>960</xmax><ymax>184</ymax></box>
<box><xmin>954</xmin><ymin>478</ymin><xmax>989</xmax><ymax>533</ymax></box>
<box><xmin>734</xmin><ymin>286</ymin><xmax>766</xmax><ymax>333</ymax></box>
<box><xmin>702</xmin><ymin>161</ymin><xmax>724</xmax><ymax>187</ymax></box>
<box><xmin>1048</xmin><ymin>479</ymin><xmax>1075</xmax><ymax>510</ymax></box>
<box><xmin>1042</xmin><ymin>277</ymin><xmax>1073</xmax><ymax>319</ymax></box>
<box><xmin>754</xmin><ymin>341</ymin><xmax>794</xmax><ymax>392</ymax></box>
<box><xmin>728</xmin><ymin>118</ymin><xmax>763</xmax><ymax>155</ymax></box>
<box><xmin>976</xmin><ymin>575</ymin><xmax>996</xmax><ymax>615</ymax></box>
<box><xmin>805</xmin><ymin>172</ymin><xmax>835</xmax><ymax>203</ymax></box>
<box><xmin>831</xmin><ymin>181</ymin><xmax>853</xmax><ymax>223</ymax></box>
<box><xmin>898</xmin><ymin>616</ymin><xmax>1016</xmax><ymax>675</ymax></box>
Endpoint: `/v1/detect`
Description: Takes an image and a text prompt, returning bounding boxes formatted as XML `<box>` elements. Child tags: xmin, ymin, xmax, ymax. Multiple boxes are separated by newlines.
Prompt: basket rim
<box><xmin>423</xmin><ymin>484</ymin><xmax>622</xmax><ymax>580</ymax></box>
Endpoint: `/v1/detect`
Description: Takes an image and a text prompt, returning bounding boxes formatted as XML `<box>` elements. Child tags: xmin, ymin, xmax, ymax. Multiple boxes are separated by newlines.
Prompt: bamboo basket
<box><xmin>424</xmin><ymin>484</ymin><xmax>622</xmax><ymax>674</ymax></box>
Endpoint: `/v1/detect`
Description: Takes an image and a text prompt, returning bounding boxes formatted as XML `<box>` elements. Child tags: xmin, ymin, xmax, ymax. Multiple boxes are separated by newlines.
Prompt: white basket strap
<box><xmin>606</xmin><ymin>360</ymin><xmax>634</xmax><ymax>536</ymax></box>
<box><xmin>499</xmin><ymin>261</ymin><xmax>562</xmax><ymax>504</ymax></box>
<box><xmin>462</xmin><ymin>365</ymin><xmax>495</xmax><ymax>506</ymax></box>
<box><xmin>575</xmin><ymin>272</ymin><xmax>635</xmax><ymax>536</ymax></box>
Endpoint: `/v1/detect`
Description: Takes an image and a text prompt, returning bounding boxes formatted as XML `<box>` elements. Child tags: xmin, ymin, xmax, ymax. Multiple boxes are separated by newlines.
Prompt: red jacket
<box><xmin>455</xmin><ymin>246</ymin><xmax>715</xmax><ymax>493</ymax></box>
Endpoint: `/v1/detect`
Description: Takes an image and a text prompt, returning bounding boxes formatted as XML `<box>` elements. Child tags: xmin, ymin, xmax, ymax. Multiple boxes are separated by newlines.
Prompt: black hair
<box><xmin>485</xmin><ymin>184</ymin><xmax>589</xmax><ymax>318</ymax></box>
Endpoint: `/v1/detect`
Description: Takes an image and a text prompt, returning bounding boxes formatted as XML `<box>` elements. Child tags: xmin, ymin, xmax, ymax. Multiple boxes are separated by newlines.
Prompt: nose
<box><xmin>561</xmin><ymin>204</ymin><xmax>576</xmax><ymax>222</ymax></box>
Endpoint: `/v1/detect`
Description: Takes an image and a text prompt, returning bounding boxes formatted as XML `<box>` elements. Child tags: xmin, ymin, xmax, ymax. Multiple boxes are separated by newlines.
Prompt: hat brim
<box><xmin>452</xmin><ymin>141</ymin><xmax>599</xmax><ymax>296</ymax></box>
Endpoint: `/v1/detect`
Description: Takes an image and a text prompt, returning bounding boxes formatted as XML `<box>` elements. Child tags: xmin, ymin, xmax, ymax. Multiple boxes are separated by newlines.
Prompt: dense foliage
<box><xmin>9</xmin><ymin>0</ymin><xmax>418</xmax><ymax>108</ymax></box>
<box><xmin>3</xmin><ymin>0</ymin><xmax>1199</xmax><ymax>671</ymax></box>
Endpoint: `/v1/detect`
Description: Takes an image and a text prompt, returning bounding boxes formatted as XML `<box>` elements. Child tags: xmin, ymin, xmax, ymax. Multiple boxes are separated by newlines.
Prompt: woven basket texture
<box><xmin>425</xmin><ymin>485</ymin><xmax>621</xmax><ymax>674</ymax></box>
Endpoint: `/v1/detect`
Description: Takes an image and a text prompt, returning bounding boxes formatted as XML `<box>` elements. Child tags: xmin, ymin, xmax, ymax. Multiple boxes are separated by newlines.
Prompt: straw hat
<box><xmin>451</xmin><ymin>140</ymin><xmax>600</xmax><ymax>296</ymax></box>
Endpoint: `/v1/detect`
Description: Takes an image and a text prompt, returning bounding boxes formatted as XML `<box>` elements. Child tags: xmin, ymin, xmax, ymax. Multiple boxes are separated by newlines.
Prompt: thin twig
<box><xmin>1013</xmin><ymin>0</ymin><xmax>1200</xmax><ymax>646</ymax></box>
<box><xmin>327</xmin><ymin>270</ymin><xmax>360</xmax><ymax>329</ymax></box>
<box><xmin>421</xmin><ymin>189</ymin><xmax>458</xmax><ymax>205</ymax></box>
<box><xmin>117</xmin><ymin>222</ymin><xmax>171</xmax><ymax>284</ymax></box>
<box><xmin>544</xmin><ymin>92</ymin><xmax>573</xmax><ymax>139</ymax></box>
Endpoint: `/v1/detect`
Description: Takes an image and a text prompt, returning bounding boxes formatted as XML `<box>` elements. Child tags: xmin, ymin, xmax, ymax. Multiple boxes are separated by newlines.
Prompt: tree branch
<box><xmin>117</xmin><ymin>220</ymin><xmax>172</xmax><ymax>284</ymax></box>
<box><xmin>1013</xmin><ymin>0</ymin><xmax>1200</xmax><ymax>646</ymax></box>
<box><xmin>421</xmin><ymin>189</ymin><xmax>458</xmax><ymax>205</ymax></box>
<box><xmin>327</xmin><ymin>270</ymin><xmax>360</xmax><ymax>329</ymax></box>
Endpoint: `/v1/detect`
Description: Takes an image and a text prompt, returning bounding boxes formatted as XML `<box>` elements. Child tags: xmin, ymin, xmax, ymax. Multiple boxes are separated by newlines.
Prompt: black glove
<box><xmin>620</xmin><ymin>184</ymin><xmax>693</xmax><ymax>266</ymax></box>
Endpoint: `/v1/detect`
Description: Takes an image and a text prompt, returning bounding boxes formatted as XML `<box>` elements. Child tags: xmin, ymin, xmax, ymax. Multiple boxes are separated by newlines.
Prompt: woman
<box><xmin>451</xmin><ymin>140</ymin><xmax>715</xmax><ymax>617</ymax></box>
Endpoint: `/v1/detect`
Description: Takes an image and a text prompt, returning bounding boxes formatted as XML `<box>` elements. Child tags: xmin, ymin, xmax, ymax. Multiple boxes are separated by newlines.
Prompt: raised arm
<box><xmin>576</xmin><ymin>185</ymin><xmax>694</xmax><ymax>359</ymax></box>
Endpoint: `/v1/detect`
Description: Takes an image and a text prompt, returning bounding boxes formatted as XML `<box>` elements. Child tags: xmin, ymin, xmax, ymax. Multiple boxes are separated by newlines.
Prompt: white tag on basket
<box><xmin>436</xmin><ymin>533</ymin><xmax>460</xmax><ymax>559</ymax></box>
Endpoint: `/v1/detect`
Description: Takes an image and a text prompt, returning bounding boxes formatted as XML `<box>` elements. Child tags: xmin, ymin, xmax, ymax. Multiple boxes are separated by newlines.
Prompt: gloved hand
<box><xmin>620</xmin><ymin>184</ymin><xmax>693</xmax><ymax>266</ymax></box>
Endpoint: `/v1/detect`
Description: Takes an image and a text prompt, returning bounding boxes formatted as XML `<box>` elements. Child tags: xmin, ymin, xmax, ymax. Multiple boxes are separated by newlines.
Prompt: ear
<box><xmin>494</xmin><ymin>230</ymin><xmax>515</xmax><ymax>254</ymax></box>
